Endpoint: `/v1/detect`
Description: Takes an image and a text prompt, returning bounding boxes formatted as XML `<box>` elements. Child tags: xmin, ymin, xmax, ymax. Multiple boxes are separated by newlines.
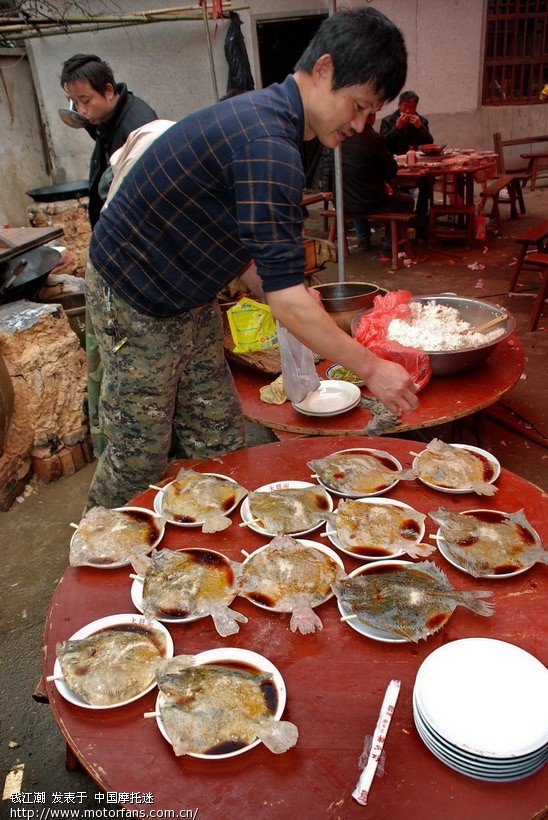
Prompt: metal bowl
<box><xmin>312</xmin><ymin>281</ymin><xmax>381</xmax><ymax>334</ymax></box>
<box><xmin>351</xmin><ymin>295</ymin><xmax>516</xmax><ymax>377</ymax></box>
<box><xmin>419</xmin><ymin>144</ymin><xmax>447</xmax><ymax>156</ymax></box>
<box><xmin>407</xmin><ymin>296</ymin><xmax>515</xmax><ymax>376</ymax></box>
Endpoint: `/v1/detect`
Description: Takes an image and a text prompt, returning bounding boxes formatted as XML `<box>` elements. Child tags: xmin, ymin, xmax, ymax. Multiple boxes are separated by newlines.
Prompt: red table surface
<box><xmin>231</xmin><ymin>335</ymin><xmax>524</xmax><ymax>437</ymax></box>
<box><xmin>43</xmin><ymin>437</ymin><xmax>547</xmax><ymax>820</ymax></box>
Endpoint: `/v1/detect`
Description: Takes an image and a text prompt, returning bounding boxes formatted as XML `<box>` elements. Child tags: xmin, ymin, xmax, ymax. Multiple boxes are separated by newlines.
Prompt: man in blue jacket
<box><xmin>85</xmin><ymin>7</ymin><xmax>420</xmax><ymax>510</ymax></box>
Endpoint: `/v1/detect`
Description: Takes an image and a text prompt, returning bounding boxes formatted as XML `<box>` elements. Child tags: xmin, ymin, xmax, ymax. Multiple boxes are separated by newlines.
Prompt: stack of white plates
<box><xmin>413</xmin><ymin>638</ymin><xmax>548</xmax><ymax>782</ymax></box>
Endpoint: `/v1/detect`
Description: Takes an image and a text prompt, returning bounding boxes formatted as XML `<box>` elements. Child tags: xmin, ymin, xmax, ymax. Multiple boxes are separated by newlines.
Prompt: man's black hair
<box><xmin>399</xmin><ymin>90</ymin><xmax>420</xmax><ymax>104</ymax></box>
<box><xmin>60</xmin><ymin>54</ymin><xmax>116</xmax><ymax>94</ymax></box>
<box><xmin>294</xmin><ymin>6</ymin><xmax>407</xmax><ymax>104</ymax></box>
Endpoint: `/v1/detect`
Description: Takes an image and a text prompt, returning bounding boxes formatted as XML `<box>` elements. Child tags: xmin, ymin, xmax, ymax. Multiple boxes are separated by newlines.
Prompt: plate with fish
<box><xmin>308</xmin><ymin>448</ymin><xmax>412</xmax><ymax>498</ymax></box>
<box><xmin>130</xmin><ymin>547</ymin><xmax>247</xmax><ymax>636</ymax></box>
<box><xmin>325</xmin><ymin>365</ymin><xmax>366</xmax><ymax>387</ymax></box>
<box><xmin>292</xmin><ymin>380</ymin><xmax>361</xmax><ymax>417</ymax></box>
<box><xmin>430</xmin><ymin>507</ymin><xmax>547</xmax><ymax>578</ymax></box>
<box><xmin>52</xmin><ymin>613</ymin><xmax>174</xmax><ymax>709</ymax></box>
<box><xmin>412</xmin><ymin>440</ymin><xmax>500</xmax><ymax>495</ymax></box>
<box><xmin>325</xmin><ymin>497</ymin><xmax>429</xmax><ymax>561</ymax></box>
<box><xmin>153</xmin><ymin>648</ymin><xmax>298</xmax><ymax>759</ymax></box>
<box><xmin>153</xmin><ymin>469</ymin><xmax>248</xmax><ymax>532</ymax></box>
<box><xmin>239</xmin><ymin>535</ymin><xmax>345</xmax><ymax>634</ymax></box>
<box><xmin>69</xmin><ymin>506</ymin><xmax>166</xmax><ymax>569</ymax></box>
<box><xmin>333</xmin><ymin>560</ymin><xmax>494</xmax><ymax>643</ymax></box>
<box><xmin>240</xmin><ymin>481</ymin><xmax>334</xmax><ymax>537</ymax></box>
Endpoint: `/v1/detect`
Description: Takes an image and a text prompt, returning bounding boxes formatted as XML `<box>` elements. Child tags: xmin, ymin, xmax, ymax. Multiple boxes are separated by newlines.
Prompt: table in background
<box><xmin>397</xmin><ymin>150</ymin><xmax>498</xmax><ymax>209</ymax></box>
<box><xmin>231</xmin><ymin>334</ymin><xmax>524</xmax><ymax>439</ymax></box>
<box><xmin>42</xmin><ymin>436</ymin><xmax>547</xmax><ymax>819</ymax></box>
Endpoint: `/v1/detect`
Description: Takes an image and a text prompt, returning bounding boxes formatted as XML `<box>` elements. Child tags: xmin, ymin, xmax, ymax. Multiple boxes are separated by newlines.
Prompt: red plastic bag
<box><xmin>353</xmin><ymin>290</ymin><xmax>432</xmax><ymax>391</ymax></box>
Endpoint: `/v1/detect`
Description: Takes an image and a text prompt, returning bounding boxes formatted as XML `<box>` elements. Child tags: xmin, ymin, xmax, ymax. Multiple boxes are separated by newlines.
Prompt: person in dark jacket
<box><xmin>60</xmin><ymin>54</ymin><xmax>158</xmax><ymax>227</ymax></box>
<box><xmin>380</xmin><ymin>90</ymin><xmax>433</xmax><ymax>223</ymax></box>
<box><xmin>319</xmin><ymin>113</ymin><xmax>414</xmax><ymax>256</ymax></box>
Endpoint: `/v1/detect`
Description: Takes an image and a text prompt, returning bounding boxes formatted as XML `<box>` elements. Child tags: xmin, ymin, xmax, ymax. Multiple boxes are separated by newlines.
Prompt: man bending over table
<box><xmin>85</xmin><ymin>6</ymin><xmax>419</xmax><ymax>510</ymax></box>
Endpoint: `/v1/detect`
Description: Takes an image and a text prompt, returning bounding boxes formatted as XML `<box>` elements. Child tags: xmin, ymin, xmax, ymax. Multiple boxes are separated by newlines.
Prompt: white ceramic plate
<box><xmin>413</xmin><ymin>444</ymin><xmax>500</xmax><ymax>494</ymax></box>
<box><xmin>153</xmin><ymin>473</ymin><xmax>244</xmax><ymax>527</ymax></box>
<box><xmin>70</xmin><ymin>506</ymin><xmax>166</xmax><ymax>569</ymax></box>
<box><xmin>155</xmin><ymin>647</ymin><xmax>287</xmax><ymax>759</ymax></box>
<box><xmin>240</xmin><ymin>480</ymin><xmax>333</xmax><ymax>537</ymax></box>
<box><xmin>325</xmin><ymin>497</ymin><xmax>425</xmax><ymax>561</ymax></box>
<box><xmin>292</xmin><ymin>380</ymin><xmax>361</xmax><ymax>417</ymax></box>
<box><xmin>435</xmin><ymin>508</ymin><xmax>541</xmax><ymax>579</ymax></box>
<box><xmin>311</xmin><ymin>447</ymin><xmax>403</xmax><ymax>498</ymax></box>
<box><xmin>325</xmin><ymin>364</ymin><xmax>366</xmax><ymax>387</ymax></box>
<box><xmin>414</xmin><ymin>638</ymin><xmax>548</xmax><ymax>758</ymax></box>
<box><xmin>336</xmin><ymin>560</ymin><xmax>412</xmax><ymax>643</ymax></box>
<box><xmin>53</xmin><ymin>613</ymin><xmax>174</xmax><ymax>709</ymax></box>
<box><xmin>240</xmin><ymin>538</ymin><xmax>345</xmax><ymax>612</ymax></box>
<box><xmin>130</xmin><ymin>547</ymin><xmax>236</xmax><ymax>623</ymax></box>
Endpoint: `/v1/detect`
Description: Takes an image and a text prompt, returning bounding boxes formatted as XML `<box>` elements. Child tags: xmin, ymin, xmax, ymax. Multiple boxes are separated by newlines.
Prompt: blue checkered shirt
<box><xmin>90</xmin><ymin>76</ymin><xmax>307</xmax><ymax>317</ymax></box>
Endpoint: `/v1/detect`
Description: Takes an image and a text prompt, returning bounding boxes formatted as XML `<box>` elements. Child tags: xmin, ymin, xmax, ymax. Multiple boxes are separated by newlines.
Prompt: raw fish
<box><xmin>161</xmin><ymin>469</ymin><xmax>247</xmax><ymax>532</ymax></box>
<box><xmin>333</xmin><ymin>499</ymin><xmax>432</xmax><ymax>559</ymax></box>
<box><xmin>415</xmin><ymin>439</ymin><xmax>497</xmax><ymax>495</ymax></box>
<box><xmin>138</xmin><ymin>548</ymin><xmax>247</xmax><ymax>636</ymax></box>
<box><xmin>429</xmin><ymin>507</ymin><xmax>547</xmax><ymax>576</ymax></box>
<box><xmin>240</xmin><ymin>535</ymin><xmax>345</xmax><ymax>634</ymax></box>
<box><xmin>56</xmin><ymin>624</ymin><xmax>167</xmax><ymax>705</ymax></box>
<box><xmin>333</xmin><ymin>560</ymin><xmax>494</xmax><ymax>642</ymax></box>
<box><xmin>308</xmin><ymin>450</ymin><xmax>413</xmax><ymax>496</ymax></box>
<box><xmin>70</xmin><ymin>506</ymin><xmax>163</xmax><ymax>567</ymax></box>
<box><xmin>248</xmin><ymin>486</ymin><xmax>331</xmax><ymax>534</ymax></box>
<box><xmin>156</xmin><ymin>655</ymin><xmax>299</xmax><ymax>756</ymax></box>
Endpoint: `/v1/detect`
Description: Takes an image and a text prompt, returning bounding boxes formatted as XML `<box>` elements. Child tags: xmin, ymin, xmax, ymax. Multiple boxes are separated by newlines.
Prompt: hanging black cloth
<box><xmin>224</xmin><ymin>11</ymin><xmax>255</xmax><ymax>97</ymax></box>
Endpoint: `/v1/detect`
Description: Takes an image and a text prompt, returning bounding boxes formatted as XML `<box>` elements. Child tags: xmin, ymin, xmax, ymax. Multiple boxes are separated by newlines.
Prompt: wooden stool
<box><xmin>479</xmin><ymin>174</ymin><xmax>526</xmax><ymax>233</ymax></box>
<box><xmin>523</xmin><ymin>256</ymin><xmax>548</xmax><ymax>330</ymax></box>
<box><xmin>428</xmin><ymin>204</ymin><xmax>475</xmax><ymax>248</ymax></box>
<box><xmin>509</xmin><ymin>219</ymin><xmax>548</xmax><ymax>291</ymax></box>
<box><xmin>319</xmin><ymin>206</ymin><xmax>350</xmax><ymax>253</ymax></box>
<box><xmin>520</xmin><ymin>151</ymin><xmax>548</xmax><ymax>191</ymax></box>
<box><xmin>366</xmin><ymin>211</ymin><xmax>416</xmax><ymax>269</ymax></box>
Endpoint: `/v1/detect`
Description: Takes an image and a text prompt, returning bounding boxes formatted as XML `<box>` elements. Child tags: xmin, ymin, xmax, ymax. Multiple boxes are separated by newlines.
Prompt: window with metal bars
<box><xmin>483</xmin><ymin>0</ymin><xmax>548</xmax><ymax>104</ymax></box>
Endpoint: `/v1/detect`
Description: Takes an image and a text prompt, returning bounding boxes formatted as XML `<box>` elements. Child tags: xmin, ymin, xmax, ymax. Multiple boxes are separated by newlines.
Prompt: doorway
<box><xmin>256</xmin><ymin>14</ymin><xmax>327</xmax><ymax>187</ymax></box>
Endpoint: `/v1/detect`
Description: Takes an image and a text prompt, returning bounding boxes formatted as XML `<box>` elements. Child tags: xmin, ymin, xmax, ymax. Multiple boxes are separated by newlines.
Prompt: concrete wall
<box><xmin>1</xmin><ymin>0</ymin><xmax>546</xmax><ymax>225</ymax></box>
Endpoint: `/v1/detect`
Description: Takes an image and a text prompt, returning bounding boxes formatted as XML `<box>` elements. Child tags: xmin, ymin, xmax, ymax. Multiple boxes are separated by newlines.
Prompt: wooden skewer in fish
<box><xmin>69</xmin><ymin>522</ymin><xmax>79</xmax><ymax>529</ymax></box>
<box><xmin>143</xmin><ymin>711</ymin><xmax>160</xmax><ymax>719</ymax></box>
<box><xmin>149</xmin><ymin>484</ymin><xmax>164</xmax><ymax>491</ymax></box>
<box><xmin>340</xmin><ymin>613</ymin><xmax>358</xmax><ymax>622</ymax></box>
<box><xmin>46</xmin><ymin>673</ymin><xmax>64</xmax><ymax>682</ymax></box>
<box><xmin>238</xmin><ymin>518</ymin><xmax>261</xmax><ymax>528</ymax></box>
<box><xmin>240</xmin><ymin>549</ymin><xmax>251</xmax><ymax>558</ymax></box>
<box><xmin>129</xmin><ymin>573</ymin><xmax>143</xmax><ymax>581</ymax></box>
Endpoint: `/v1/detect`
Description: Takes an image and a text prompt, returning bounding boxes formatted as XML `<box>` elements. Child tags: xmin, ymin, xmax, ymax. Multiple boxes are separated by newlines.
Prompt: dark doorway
<box><xmin>256</xmin><ymin>14</ymin><xmax>327</xmax><ymax>188</ymax></box>
<box><xmin>256</xmin><ymin>14</ymin><xmax>327</xmax><ymax>87</ymax></box>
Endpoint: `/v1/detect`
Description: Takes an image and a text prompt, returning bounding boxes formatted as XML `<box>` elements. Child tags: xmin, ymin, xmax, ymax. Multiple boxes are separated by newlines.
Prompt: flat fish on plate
<box><xmin>308</xmin><ymin>451</ymin><xmax>413</xmax><ymax>496</ymax></box>
<box><xmin>240</xmin><ymin>535</ymin><xmax>345</xmax><ymax>634</ymax></box>
<box><xmin>333</xmin><ymin>561</ymin><xmax>494</xmax><ymax>642</ymax></box>
<box><xmin>333</xmin><ymin>499</ymin><xmax>432</xmax><ymax>559</ymax></box>
<box><xmin>70</xmin><ymin>506</ymin><xmax>163</xmax><ymax>567</ymax></box>
<box><xmin>429</xmin><ymin>507</ymin><xmax>547</xmax><ymax>577</ymax></box>
<box><xmin>56</xmin><ymin>624</ymin><xmax>168</xmax><ymax>706</ymax></box>
<box><xmin>156</xmin><ymin>655</ymin><xmax>299</xmax><ymax>756</ymax></box>
<box><xmin>248</xmin><ymin>487</ymin><xmax>331</xmax><ymax>534</ymax></box>
<box><xmin>415</xmin><ymin>439</ymin><xmax>497</xmax><ymax>495</ymax></box>
<box><xmin>161</xmin><ymin>469</ymin><xmax>248</xmax><ymax>532</ymax></box>
<box><xmin>138</xmin><ymin>548</ymin><xmax>247</xmax><ymax>636</ymax></box>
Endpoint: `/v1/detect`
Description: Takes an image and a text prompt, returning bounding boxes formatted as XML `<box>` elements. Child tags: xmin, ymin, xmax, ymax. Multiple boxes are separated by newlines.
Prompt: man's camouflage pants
<box><xmin>85</xmin><ymin>261</ymin><xmax>245</xmax><ymax>510</ymax></box>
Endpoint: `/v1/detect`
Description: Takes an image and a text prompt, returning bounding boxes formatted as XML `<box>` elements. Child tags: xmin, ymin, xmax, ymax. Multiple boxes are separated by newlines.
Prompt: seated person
<box><xmin>380</xmin><ymin>90</ymin><xmax>433</xmax><ymax>222</ymax></box>
<box><xmin>319</xmin><ymin>113</ymin><xmax>414</xmax><ymax>257</ymax></box>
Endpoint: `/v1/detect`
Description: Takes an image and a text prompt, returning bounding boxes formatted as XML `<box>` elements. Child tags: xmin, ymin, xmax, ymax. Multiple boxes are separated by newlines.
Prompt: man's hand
<box><xmin>396</xmin><ymin>112</ymin><xmax>410</xmax><ymax>128</ymax></box>
<box><xmin>408</xmin><ymin>114</ymin><xmax>422</xmax><ymax>128</ymax></box>
<box><xmin>362</xmin><ymin>358</ymin><xmax>419</xmax><ymax>416</ymax></box>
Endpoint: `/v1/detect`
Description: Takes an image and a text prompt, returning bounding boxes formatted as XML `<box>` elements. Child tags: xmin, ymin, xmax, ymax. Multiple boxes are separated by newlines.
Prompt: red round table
<box><xmin>42</xmin><ymin>436</ymin><xmax>547</xmax><ymax>819</ymax></box>
<box><xmin>230</xmin><ymin>335</ymin><xmax>524</xmax><ymax>438</ymax></box>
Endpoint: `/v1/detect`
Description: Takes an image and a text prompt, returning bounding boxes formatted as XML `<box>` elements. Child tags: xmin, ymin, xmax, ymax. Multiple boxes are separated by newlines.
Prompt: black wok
<box><xmin>0</xmin><ymin>247</ymin><xmax>62</xmax><ymax>304</ymax></box>
<box><xmin>26</xmin><ymin>180</ymin><xmax>89</xmax><ymax>202</ymax></box>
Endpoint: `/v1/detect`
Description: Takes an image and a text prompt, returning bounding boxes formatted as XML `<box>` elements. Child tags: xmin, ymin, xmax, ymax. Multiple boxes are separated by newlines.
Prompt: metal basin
<box><xmin>351</xmin><ymin>295</ymin><xmax>516</xmax><ymax>377</ymax></box>
<box><xmin>312</xmin><ymin>281</ymin><xmax>380</xmax><ymax>333</ymax></box>
<box><xmin>412</xmin><ymin>296</ymin><xmax>516</xmax><ymax>376</ymax></box>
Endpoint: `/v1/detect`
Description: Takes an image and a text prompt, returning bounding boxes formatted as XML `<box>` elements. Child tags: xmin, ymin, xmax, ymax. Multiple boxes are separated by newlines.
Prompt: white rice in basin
<box><xmin>387</xmin><ymin>302</ymin><xmax>506</xmax><ymax>351</ymax></box>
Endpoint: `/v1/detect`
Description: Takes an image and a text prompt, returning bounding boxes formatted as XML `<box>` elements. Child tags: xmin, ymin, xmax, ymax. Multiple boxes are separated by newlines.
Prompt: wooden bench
<box><xmin>493</xmin><ymin>132</ymin><xmax>547</xmax><ymax>190</ymax></box>
<box><xmin>479</xmin><ymin>174</ymin><xmax>526</xmax><ymax>233</ymax></box>
<box><xmin>509</xmin><ymin>220</ymin><xmax>548</xmax><ymax>331</ymax></box>
<box><xmin>520</xmin><ymin>151</ymin><xmax>548</xmax><ymax>191</ymax></box>
<box><xmin>428</xmin><ymin>203</ymin><xmax>475</xmax><ymax>249</ymax></box>
<box><xmin>365</xmin><ymin>211</ymin><xmax>416</xmax><ymax>269</ymax></box>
